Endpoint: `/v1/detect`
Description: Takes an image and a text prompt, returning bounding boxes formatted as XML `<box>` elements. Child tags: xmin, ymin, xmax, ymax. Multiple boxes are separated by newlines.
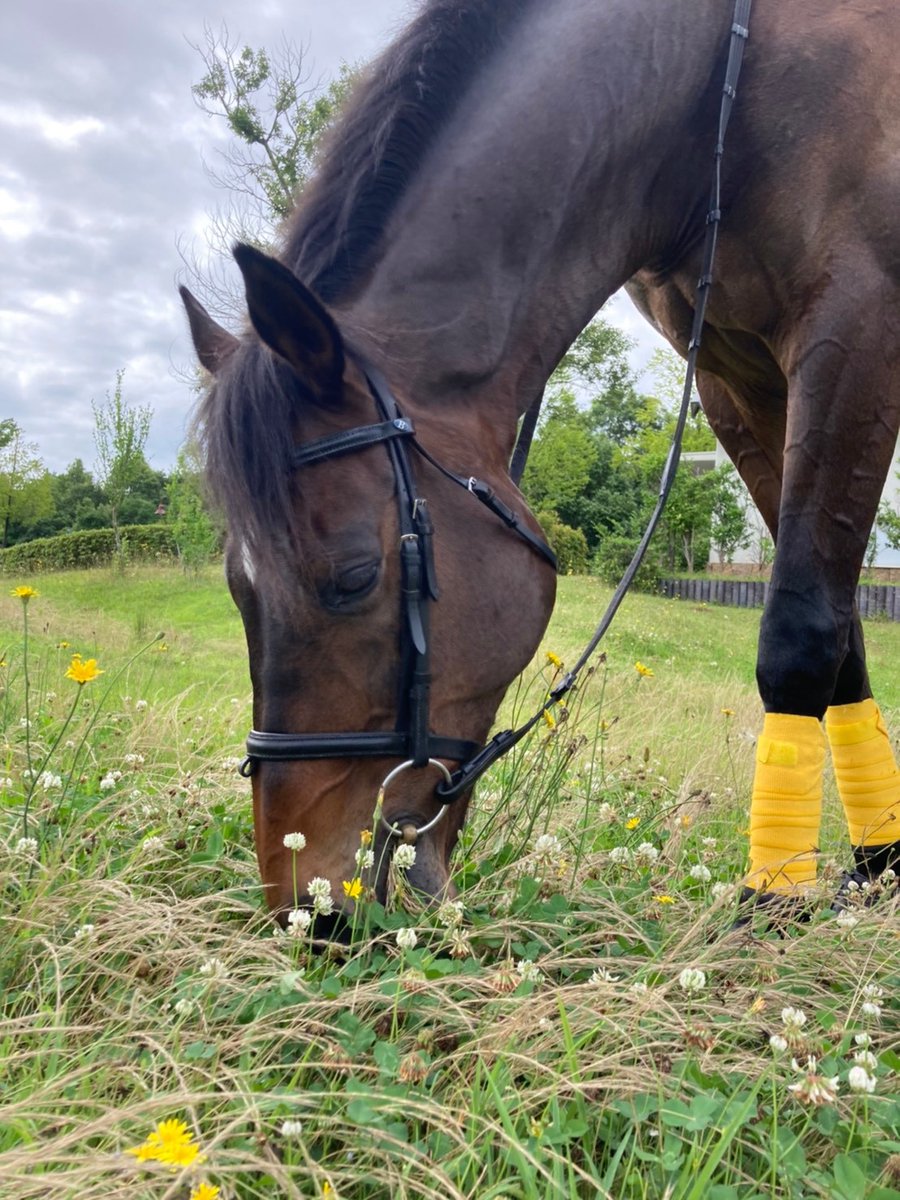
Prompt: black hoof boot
<box><xmin>733</xmin><ymin>886</ymin><xmax>812</xmax><ymax>932</ymax></box>
<box><xmin>852</xmin><ymin>839</ymin><xmax>900</xmax><ymax>880</ymax></box>
<box><xmin>832</xmin><ymin>843</ymin><xmax>900</xmax><ymax>912</ymax></box>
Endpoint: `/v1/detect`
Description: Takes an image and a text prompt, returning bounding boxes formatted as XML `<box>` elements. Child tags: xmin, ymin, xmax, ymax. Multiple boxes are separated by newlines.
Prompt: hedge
<box><xmin>0</xmin><ymin>526</ymin><xmax>178</xmax><ymax>574</ymax></box>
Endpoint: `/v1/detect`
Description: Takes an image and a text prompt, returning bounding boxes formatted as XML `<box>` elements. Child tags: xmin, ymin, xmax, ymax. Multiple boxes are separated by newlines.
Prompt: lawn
<box><xmin>0</xmin><ymin>566</ymin><xmax>897</xmax><ymax>1200</ymax></box>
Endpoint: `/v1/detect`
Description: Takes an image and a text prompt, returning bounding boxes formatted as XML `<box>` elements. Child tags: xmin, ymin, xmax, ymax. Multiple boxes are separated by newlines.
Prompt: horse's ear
<box><xmin>179</xmin><ymin>287</ymin><xmax>240</xmax><ymax>376</ymax></box>
<box><xmin>232</xmin><ymin>243</ymin><xmax>345</xmax><ymax>397</ymax></box>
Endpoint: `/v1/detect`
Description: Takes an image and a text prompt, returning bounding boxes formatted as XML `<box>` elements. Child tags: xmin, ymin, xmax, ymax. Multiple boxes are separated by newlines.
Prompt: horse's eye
<box><xmin>320</xmin><ymin>561</ymin><xmax>380</xmax><ymax>610</ymax></box>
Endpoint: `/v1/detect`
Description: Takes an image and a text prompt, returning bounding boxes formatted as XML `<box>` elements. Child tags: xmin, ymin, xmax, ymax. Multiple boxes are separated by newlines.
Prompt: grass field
<box><xmin>0</xmin><ymin>566</ymin><xmax>898</xmax><ymax>1200</ymax></box>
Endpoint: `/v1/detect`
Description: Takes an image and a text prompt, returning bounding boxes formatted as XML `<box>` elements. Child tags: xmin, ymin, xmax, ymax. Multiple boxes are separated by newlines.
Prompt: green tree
<box><xmin>709</xmin><ymin>464</ymin><xmax>750</xmax><ymax>564</ymax></box>
<box><xmin>0</xmin><ymin>423</ymin><xmax>54</xmax><ymax>547</ymax></box>
<box><xmin>520</xmin><ymin>392</ymin><xmax>598</xmax><ymax>516</ymax></box>
<box><xmin>167</xmin><ymin>444</ymin><xmax>220</xmax><ymax>571</ymax></box>
<box><xmin>92</xmin><ymin>370</ymin><xmax>153</xmax><ymax>559</ymax></box>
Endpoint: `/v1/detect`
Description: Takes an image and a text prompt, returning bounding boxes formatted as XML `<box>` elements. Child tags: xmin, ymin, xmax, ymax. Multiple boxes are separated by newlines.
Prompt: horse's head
<box><xmin>182</xmin><ymin>246</ymin><xmax>556</xmax><ymax>925</ymax></box>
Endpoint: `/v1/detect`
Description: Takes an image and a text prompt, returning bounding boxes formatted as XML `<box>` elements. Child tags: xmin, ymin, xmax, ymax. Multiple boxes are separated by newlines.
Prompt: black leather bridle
<box><xmin>239</xmin><ymin>0</ymin><xmax>752</xmax><ymax>821</ymax></box>
<box><xmin>239</xmin><ymin>362</ymin><xmax>557</xmax><ymax>790</ymax></box>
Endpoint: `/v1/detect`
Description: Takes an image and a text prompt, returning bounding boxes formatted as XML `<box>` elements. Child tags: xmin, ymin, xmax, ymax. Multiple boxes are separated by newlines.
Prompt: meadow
<box><xmin>0</xmin><ymin>566</ymin><xmax>898</xmax><ymax>1200</ymax></box>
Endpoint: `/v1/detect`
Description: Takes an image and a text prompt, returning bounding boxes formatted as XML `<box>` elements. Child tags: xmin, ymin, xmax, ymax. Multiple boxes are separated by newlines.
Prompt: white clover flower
<box><xmin>836</xmin><ymin>911</ymin><xmax>859</xmax><ymax>931</ymax></box>
<box><xmin>393</xmin><ymin>843</ymin><xmax>417</xmax><ymax>871</ymax></box>
<box><xmin>862</xmin><ymin>983</ymin><xmax>884</xmax><ymax>1003</ymax></box>
<box><xmin>516</xmin><ymin>959</ymin><xmax>542</xmax><ymax>984</ymax></box>
<box><xmin>689</xmin><ymin>863</ymin><xmax>712</xmax><ymax>883</ymax></box>
<box><xmin>701</xmin><ymin>837</ymin><xmax>717</xmax><ymax>850</ymax></box>
<box><xmin>355</xmin><ymin>846</ymin><xmax>375</xmax><ymax>870</ymax></box>
<box><xmin>221</xmin><ymin>756</ymin><xmax>243</xmax><ymax>772</ymax></box>
<box><xmin>38</xmin><ymin>771</ymin><xmax>61</xmax><ymax>790</ymax></box>
<box><xmin>280</xmin><ymin>1119</ymin><xmax>304</xmax><ymax>1137</ymax></box>
<box><xmin>19</xmin><ymin>718</ymin><xmax>31</xmax><ymax>729</ymax></box>
<box><xmin>853</xmin><ymin>1049</ymin><xmax>878</xmax><ymax>1072</ymax></box>
<box><xmin>608</xmin><ymin>846</ymin><xmax>632</xmax><ymax>866</ymax></box>
<box><xmin>678</xmin><ymin>967</ymin><xmax>706</xmax><ymax>993</ymax></box>
<box><xmin>448</xmin><ymin>928</ymin><xmax>472</xmax><ymax>959</ymax></box>
<box><xmin>283</xmin><ymin>832</ymin><xmax>307</xmax><ymax>851</ymax></box>
<box><xmin>123</xmin><ymin>753</ymin><xmax>145</xmax><ymax>766</ymax></box>
<box><xmin>99</xmin><ymin>774</ymin><xmax>118</xmax><ymax>792</ymax></box>
<box><xmin>788</xmin><ymin>1058</ymin><xmax>839</xmax><ymax>1106</ymax></box>
<box><xmin>437</xmin><ymin>899</ymin><xmax>464</xmax><ymax>928</ymax></box>
<box><xmin>861</xmin><ymin>1001</ymin><xmax>882</xmax><ymax>1019</ymax></box>
<box><xmin>781</xmin><ymin>1006</ymin><xmax>807</xmax><ymax>1032</ymax></box>
<box><xmin>589</xmin><ymin>966</ymin><xmax>620</xmax><ymax>984</ymax></box>
<box><xmin>595</xmin><ymin>802</ymin><xmax>617</xmax><ymax>824</ymax></box>
<box><xmin>395</xmin><ymin>927</ymin><xmax>418</xmax><ymax>951</ymax></box>
<box><xmin>15</xmin><ymin>836</ymin><xmax>39</xmax><ymax>857</ymax></box>
<box><xmin>532</xmin><ymin>833</ymin><xmax>563</xmax><ymax>861</ymax></box>
<box><xmin>287</xmin><ymin>908</ymin><xmax>312</xmax><ymax>936</ymax></box>
<box><xmin>135</xmin><ymin>699</ymin><xmax>148</xmax><ymax>710</ymax></box>
<box><xmin>710</xmin><ymin>881</ymin><xmax>732</xmax><ymax>900</ymax></box>
<box><xmin>634</xmin><ymin>842</ymin><xmax>660</xmax><ymax>867</ymax></box>
<box><xmin>199</xmin><ymin>957</ymin><xmax>229</xmax><ymax>980</ymax></box>
<box><xmin>141</xmin><ymin>836</ymin><xmax>165</xmax><ymax>854</ymax></box>
<box><xmin>629</xmin><ymin>981</ymin><xmax>650</xmax><ymax>996</ymax></box>
<box><xmin>312</xmin><ymin>893</ymin><xmax>334</xmax><ymax>918</ymax></box>
<box><xmin>307</xmin><ymin>876</ymin><xmax>331</xmax><ymax>899</ymax></box>
<box><xmin>880</xmin><ymin>867</ymin><xmax>897</xmax><ymax>884</ymax></box>
<box><xmin>0</xmin><ymin>777</ymin><xmax>14</xmax><ymax>789</ymax></box>
<box><xmin>847</xmin><ymin>1065</ymin><xmax>877</xmax><ymax>1094</ymax></box>
<box><xmin>854</xmin><ymin>1032</ymin><xmax>873</xmax><ymax>1049</ymax></box>
<box><xmin>769</xmin><ymin>1034</ymin><xmax>789</xmax><ymax>1053</ymax></box>
<box><xmin>173</xmin><ymin>998</ymin><xmax>194</xmax><ymax>1017</ymax></box>
<box><xmin>45</xmin><ymin>691</ymin><xmax>57</xmax><ymax>702</ymax></box>
<box><xmin>72</xmin><ymin>923</ymin><xmax>95</xmax><ymax>942</ymax></box>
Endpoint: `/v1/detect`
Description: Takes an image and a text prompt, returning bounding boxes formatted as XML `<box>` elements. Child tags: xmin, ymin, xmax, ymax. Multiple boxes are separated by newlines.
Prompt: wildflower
<box><xmin>546</xmin><ymin>651</ymin><xmax>563</xmax><ymax>669</ymax></box>
<box><xmin>855</xmin><ymin>1032</ymin><xmax>873</xmax><ymax>1049</ymax></box>
<box><xmin>141</xmin><ymin>836</ymin><xmax>164</xmax><ymax>854</ymax></box>
<box><xmin>38</xmin><ymin>772</ymin><xmax>61</xmax><ymax>790</ymax></box>
<box><xmin>596</xmin><ymin>802</ymin><xmax>617</xmax><ymax>824</ymax></box>
<box><xmin>135</xmin><ymin>699</ymin><xmax>148</xmax><ymax>710</ymax></box>
<box><xmin>173</xmin><ymin>998</ymin><xmax>194</xmax><ymax>1017</ymax></box>
<box><xmin>654</xmin><ymin>894</ymin><xmax>675</xmax><ymax>905</ymax></box>
<box><xmin>393</xmin><ymin>843</ymin><xmax>417</xmax><ymax>871</ymax></box>
<box><xmin>73</xmin><ymin>923</ymin><xmax>95</xmax><ymax>941</ymax></box>
<box><xmin>624</xmin><ymin>816</ymin><xmax>640</xmax><ymax>831</ymax></box>
<box><xmin>65</xmin><ymin>656</ymin><xmax>104</xmax><ymax>685</ymax></box>
<box><xmin>787</xmin><ymin>1058</ymin><xmax>839</xmax><ymax>1107</ymax></box>
<box><xmin>45</xmin><ymin>691</ymin><xmax>57</xmax><ymax>702</ymax></box>
<box><xmin>516</xmin><ymin>959</ymin><xmax>542</xmax><ymax>984</ymax></box>
<box><xmin>437</xmin><ymin>899</ymin><xmax>464</xmax><ymax>928</ymax></box>
<box><xmin>398</xmin><ymin>1050</ymin><xmax>430</xmax><ymax>1084</ymax></box>
<box><xmin>0</xmin><ymin>778</ymin><xmax>13</xmax><ymax>789</ymax></box>
<box><xmin>199</xmin><ymin>958</ymin><xmax>229</xmax><ymax>980</ymax></box>
<box><xmin>781</xmin><ymin>1006</ymin><xmax>807</xmax><ymax>1033</ymax></box>
<box><xmin>701</xmin><ymin>836</ymin><xmax>717</xmax><ymax>851</ymax></box>
<box><xmin>836</xmin><ymin>911</ymin><xmax>859</xmax><ymax>931</ymax></box>
<box><xmin>280</xmin><ymin>1119</ymin><xmax>304</xmax><ymax>1137</ymax></box>
<box><xmin>533</xmin><ymin>832</ymin><xmax>563</xmax><ymax>860</ymax></box>
<box><xmin>769</xmin><ymin>1034</ymin><xmax>789</xmax><ymax>1053</ymax></box>
<box><xmin>721</xmin><ymin>707</ymin><xmax>735</xmax><ymax>717</ymax></box>
<box><xmin>313</xmin><ymin>893</ymin><xmax>334</xmax><ymax>917</ymax></box>
<box><xmin>286</xmin><ymin>908</ymin><xmax>312</xmax><ymax>937</ymax></box>
<box><xmin>395</xmin><ymin>927</ymin><xmax>418</xmax><ymax>951</ymax></box>
<box><xmin>846</xmin><ymin>1064</ymin><xmax>877</xmax><ymax>1094</ymax></box>
<box><xmin>630</xmin><ymin>981</ymin><xmax>650</xmax><ymax>995</ymax></box>
<box><xmin>11</xmin><ymin>585</ymin><xmax>38</xmax><ymax>603</ymax></box>
<box><xmin>15</xmin><ymin>836</ymin><xmax>38</xmax><ymax>857</ymax></box>
<box><xmin>359</xmin><ymin>828</ymin><xmax>373</xmax><ymax>846</ymax></box>
<box><xmin>542</xmin><ymin>708</ymin><xmax>556</xmax><ymax>730</ymax></box>
<box><xmin>711</xmin><ymin>881</ymin><xmax>732</xmax><ymax>900</ymax></box>
<box><xmin>689</xmin><ymin>863</ymin><xmax>712</xmax><ymax>883</ymax></box>
<box><xmin>100</xmin><ymin>774</ymin><xmax>120</xmax><ymax>792</ymax></box>
<box><xmin>189</xmin><ymin>1185</ymin><xmax>220</xmax><ymax>1200</ymax></box>
<box><xmin>608</xmin><ymin>846</ymin><xmax>632</xmax><ymax>866</ymax></box>
<box><xmin>861</xmin><ymin>983</ymin><xmax>883</xmax><ymax>1020</ymax></box>
<box><xmin>126</xmin><ymin>1117</ymin><xmax>206</xmax><ymax>1168</ymax></box>
<box><xmin>57</xmin><ymin>640</ymin><xmax>70</xmax><ymax>649</ymax></box>
<box><xmin>853</xmin><ymin>1049</ymin><xmax>878</xmax><ymax>1072</ymax></box>
<box><xmin>123</xmin><ymin>753</ymin><xmax>145</xmax><ymax>766</ymax></box>
<box><xmin>634</xmin><ymin>661</ymin><xmax>654</xmax><ymax>678</ymax></box>
<box><xmin>355</xmin><ymin>846</ymin><xmax>375</xmax><ymax>870</ymax></box>
<box><xmin>678</xmin><ymin>967</ymin><xmax>706</xmax><ymax>993</ymax></box>
<box><xmin>342</xmin><ymin>877</ymin><xmax>363</xmax><ymax>900</ymax></box>
<box><xmin>283</xmin><ymin>832</ymin><xmax>307</xmax><ymax>851</ymax></box>
<box><xmin>589</xmin><ymin>965</ymin><xmax>620</xmax><ymax>984</ymax></box>
<box><xmin>634</xmin><ymin>842</ymin><xmax>659</xmax><ymax>867</ymax></box>
<box><xmin>19</xmin><ymin>718</ymin><xmax>30</xmax><ymax>728</ymax></box>
<box><xmin>447</xmin><ymin>928</ymin><xmax>472</xmax><ymax>958</ymax></box>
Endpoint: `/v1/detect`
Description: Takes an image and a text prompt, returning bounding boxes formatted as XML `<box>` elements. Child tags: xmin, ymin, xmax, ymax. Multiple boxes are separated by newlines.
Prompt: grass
<box><xmin>0</xmin><ymin>566</ymin><xmax>898</xmax><ymax>1200</ymax></box>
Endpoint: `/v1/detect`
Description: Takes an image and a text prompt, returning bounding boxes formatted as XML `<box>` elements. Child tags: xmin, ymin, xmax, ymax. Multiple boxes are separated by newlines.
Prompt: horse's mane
<box><xmin>201</xmin><ymin>0</ymin><xmax>533</xmax><ymax>601</ymax></box>
<box><xmin>283</xmin><ymin>0</ymin><xmax>533</xmax><ymax>302</ymax></box>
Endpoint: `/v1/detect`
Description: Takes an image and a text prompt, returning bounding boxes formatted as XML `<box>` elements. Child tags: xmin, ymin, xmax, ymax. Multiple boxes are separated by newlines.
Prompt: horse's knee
<box><xmin>756</xmin><ymin>589</ymin><xmax>844</xmax><ymax>716</ymax></box>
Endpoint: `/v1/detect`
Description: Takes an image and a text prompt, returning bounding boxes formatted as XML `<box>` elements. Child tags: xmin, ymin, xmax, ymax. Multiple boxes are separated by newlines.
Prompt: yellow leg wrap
<box><xmin>747</xmin><ymin>713</ymin><xmax>824</xmax><ymax>893</ymax></box>
<box><xmin>825</xmin><ymin>699</ymin><xmax>900</xmax><ymax>847</ymax></box>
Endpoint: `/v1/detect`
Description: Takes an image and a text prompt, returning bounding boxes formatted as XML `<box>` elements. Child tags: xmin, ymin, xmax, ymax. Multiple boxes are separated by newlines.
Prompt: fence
<box><xmin>659</xmin><ymin>578</ymin><xmax>900</xmax><ymax>622</ymax></box>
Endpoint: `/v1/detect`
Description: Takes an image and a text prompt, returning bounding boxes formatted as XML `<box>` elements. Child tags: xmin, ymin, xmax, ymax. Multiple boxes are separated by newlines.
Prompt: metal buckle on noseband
<box><xmin>376</xmin><ymin>758</ymin><xmax>453</xmax><ymax>842</ymax></box>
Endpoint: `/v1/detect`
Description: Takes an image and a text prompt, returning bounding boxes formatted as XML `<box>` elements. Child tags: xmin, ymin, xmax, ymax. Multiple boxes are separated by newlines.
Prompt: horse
<box><xmin>181</xmin><ymin>0</ymin><xmax>900</xmax><ymax>925</ymax></box>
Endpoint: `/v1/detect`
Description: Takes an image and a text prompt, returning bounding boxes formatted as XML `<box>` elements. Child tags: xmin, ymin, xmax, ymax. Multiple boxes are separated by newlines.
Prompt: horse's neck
<box><xmin>341</xmin><ymin>0</ymin><xmax>729</xmax><ymax>422</ymax></box>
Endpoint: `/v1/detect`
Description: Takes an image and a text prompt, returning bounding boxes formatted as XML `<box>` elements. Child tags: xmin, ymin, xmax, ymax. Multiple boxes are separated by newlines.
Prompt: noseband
<box><xmin>240</xmin><ymin>363</ymin><xmax>557</xmax><ymax>805</ymax></box>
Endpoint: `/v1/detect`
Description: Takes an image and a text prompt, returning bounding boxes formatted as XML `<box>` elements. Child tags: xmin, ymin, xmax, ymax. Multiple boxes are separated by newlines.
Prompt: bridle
<box><xmin>239</xmin><ymin>0</ymin><xmax>752</xmax><ymax>834</ymax></box>
<box><xmin>239</xmin><ymin>362</ymin><xmax>558</xmax><ymax>829</ymax></box>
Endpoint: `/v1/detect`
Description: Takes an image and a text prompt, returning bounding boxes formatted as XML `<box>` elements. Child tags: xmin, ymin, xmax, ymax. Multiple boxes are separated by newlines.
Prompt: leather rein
<box><xmin>240</xmin><ymin>0</ymin><xmax>752</xmax><ymax>828</ymax></box>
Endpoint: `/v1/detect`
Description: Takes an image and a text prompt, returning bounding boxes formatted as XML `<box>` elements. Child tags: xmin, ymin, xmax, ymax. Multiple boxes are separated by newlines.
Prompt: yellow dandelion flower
<box><xmin>57</xmin><ymin>640</ymin><xmax>70</xmax><ymax>649</ymax></box>
<box><xmin>740</xmin><ymin>827</ymin><xmax>751</xmax><ymax>838</ymax></box>
<box><xmin>322</xmin><ymin>1184</ymin><xmax>335</xmax><ymax>1198</ymax></box>
<box><xmin>721</xmin><ymin>707</ymin><xmax>735</xmax><ymax>717</ymax></box>
<box><xmin>190</xmin><ymin>1184</ymin><xmax>221</xmax><ymax>1200</ymax></box>
<box><xmin>342</xmin><ymin>877</ymin><xmax>363</xmax><ymax>899</ymax></box>
<box><xmin>546</xmin><ymin>651</ymin><xmax>563</xmax><ymax>669</ymax></box>
<box><xmin>681</xmin><ymin>813</ymin><xmax>693</xmax><ymax>829</ymax></box>
<box><xmin>359</xmin><ymin>828</ymin><xmax>373</xmax><ymax>846</ymax></box>
<box><xmin>126</xmin><ymin>1117</ymin><xmax>206</xmax><ymax>1169</ymax></box>
<box><xmin>542</xmin><ymin>709</ymin><xmax>556</xmax><ymax>729</ymax></box>
<box><xmin>634</xmin><ymin>661</ymin><xmax>654</xmax><ymax>678</ymax></box>
<box><xmin>654</xmin><ymin>894</ymin><xmax>676</xmax><ymax>905</ymax></box>
<box><xmin>625</xmin><ymin>816</ymin><xmax>640</xmax><ymax>831</ymax></box>
<box><xmin>10</xmin><ymin>585</ymin><xmax>38</xmax><ymax>603</ymax></box>
<box><xmin>65</xmin><ymin>656</ymin><xmax>104</xmax><ymax>685</ymax></box>
<box><xmin>748</xmin><ymin>996</ymin><xmax>766</xmax><ymax>1014</ymax></box>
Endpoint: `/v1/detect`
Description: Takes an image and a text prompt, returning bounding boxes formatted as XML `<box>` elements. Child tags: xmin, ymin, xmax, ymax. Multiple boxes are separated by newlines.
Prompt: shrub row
<box><xmin>0</xmin><ymin>526</ymin><xmax>178</xmax><ymax>574</ymax></box>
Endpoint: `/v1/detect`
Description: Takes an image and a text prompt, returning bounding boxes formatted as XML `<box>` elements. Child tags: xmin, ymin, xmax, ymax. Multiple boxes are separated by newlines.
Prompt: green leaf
<box><xmin>832</xmin><ymin>1154</ymin><xmax>869</xmax><ymax>1200</ymax></box>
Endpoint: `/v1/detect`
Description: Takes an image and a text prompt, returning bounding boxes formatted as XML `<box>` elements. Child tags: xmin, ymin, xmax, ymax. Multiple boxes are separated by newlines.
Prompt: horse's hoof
<box><xmin>731</xmin><ymin>886</ymin><xmax>813</xmax><ymax>933</ymax></box>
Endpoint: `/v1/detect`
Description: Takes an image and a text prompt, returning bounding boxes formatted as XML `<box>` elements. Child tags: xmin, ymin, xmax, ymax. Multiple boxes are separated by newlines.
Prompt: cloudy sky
<box><xmin>1</xmin><ymin>0</ymin><xmax>664</xmax><ymax>475</ymax></box>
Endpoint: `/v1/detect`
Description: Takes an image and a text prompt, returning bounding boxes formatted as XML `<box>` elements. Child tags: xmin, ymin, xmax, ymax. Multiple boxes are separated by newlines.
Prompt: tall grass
<box><xmin>0</xmin><ymin>568</ymin><xmax>898</xmax><ymax>1200</ymax></box>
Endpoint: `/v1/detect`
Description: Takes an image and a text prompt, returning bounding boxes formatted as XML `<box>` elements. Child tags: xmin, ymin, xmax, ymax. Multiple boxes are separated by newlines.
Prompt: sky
<box><xmin>0</xmin><ymin>0</ymin><xmax>669</xmax><ymax>476</ymax></box>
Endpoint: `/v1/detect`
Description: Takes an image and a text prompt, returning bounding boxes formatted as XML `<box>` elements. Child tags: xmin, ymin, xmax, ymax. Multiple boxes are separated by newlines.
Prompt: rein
<box><xmin>241</xmin><ymin>0</ymin><xmax>752</xmax><ymax>830</ymax></box>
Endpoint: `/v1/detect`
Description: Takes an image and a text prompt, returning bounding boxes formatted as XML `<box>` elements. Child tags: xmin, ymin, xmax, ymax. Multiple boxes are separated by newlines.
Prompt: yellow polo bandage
<box><xmin>747</xmin><ymin>713</ymin><xmax>825</xmax><ymax>893</ymax></box>
<box><xmin>826</xmin><ymin>699</ymin><xmax>900</xmax><ymax>847</ymax></box>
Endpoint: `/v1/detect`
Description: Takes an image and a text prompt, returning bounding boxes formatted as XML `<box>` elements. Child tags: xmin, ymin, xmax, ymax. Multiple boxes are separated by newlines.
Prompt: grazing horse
<box><xmin>182</xmin><ymin>0</ymin><xmax>900</xmax><ymax>922</ymax></box>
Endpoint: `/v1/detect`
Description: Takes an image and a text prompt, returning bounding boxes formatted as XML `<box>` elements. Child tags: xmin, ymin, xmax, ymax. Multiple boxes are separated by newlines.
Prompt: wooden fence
<box><xmin>659</xmin><ymin>578</ymin><xmax>900</xmax><ymax>622</ymax></box>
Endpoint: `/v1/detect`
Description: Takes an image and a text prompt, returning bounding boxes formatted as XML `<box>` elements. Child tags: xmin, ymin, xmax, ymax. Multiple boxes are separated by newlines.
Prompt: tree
<box><xmin>709</xmin><ymin>464</ymin><xmax>750</xmax><ymax>564</ymax></box>
<box><xmin>92</xmin><ymin>370</ymin><xmax>153</xmax><ymax>558</ymax></box>
<box><xmin>167</xmin><ymin>444</ymin><xmax>220</xmax><ymax>571</ymax></box>
<box><xmin>0</xmin><ymin>422</ymin><xmax>54</xmax><ymax>547</ymax></box>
